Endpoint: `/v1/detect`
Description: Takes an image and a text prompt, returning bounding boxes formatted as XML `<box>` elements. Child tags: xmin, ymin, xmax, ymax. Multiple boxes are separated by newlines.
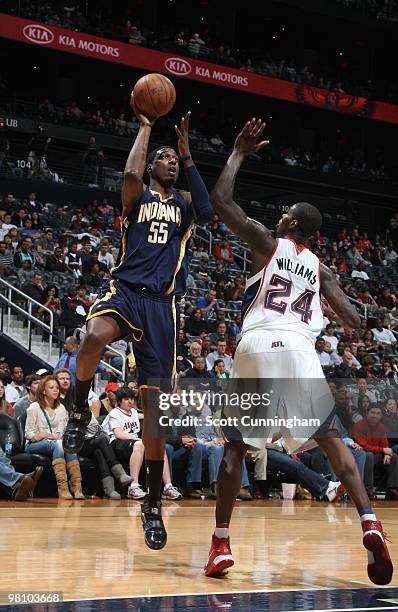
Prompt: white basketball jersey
<box><xmin>241</xmin><ymin>238</ymin><xmax>323</xmax><ymax>343</ymax></box>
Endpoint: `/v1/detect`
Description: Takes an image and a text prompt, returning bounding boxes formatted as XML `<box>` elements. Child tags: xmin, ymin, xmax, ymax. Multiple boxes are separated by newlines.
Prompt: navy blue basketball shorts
<box><xmin>87</xmin><ymin>279</ymin><xmax>178</xmax><ymax>392</ymax></box>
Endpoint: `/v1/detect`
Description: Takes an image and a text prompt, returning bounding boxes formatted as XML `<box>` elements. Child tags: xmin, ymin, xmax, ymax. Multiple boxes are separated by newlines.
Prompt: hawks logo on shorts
<box><xmin>241</xmin><ymin>237</ymin><xmax>323</xmax><ymax>343</ymax></box>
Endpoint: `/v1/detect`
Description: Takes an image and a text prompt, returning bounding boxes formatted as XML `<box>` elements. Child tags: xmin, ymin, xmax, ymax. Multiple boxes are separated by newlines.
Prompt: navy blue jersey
<box><xmin>112</xmin><ymin>188</ymin><xmax>193</xmax><ymax>296</ymax></box>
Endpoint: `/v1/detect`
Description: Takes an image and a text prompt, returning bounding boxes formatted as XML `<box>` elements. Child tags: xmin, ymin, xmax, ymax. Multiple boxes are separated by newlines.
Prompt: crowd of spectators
<box><xmin>4</xmin><ymin>0</ymin><xmax>398</xmax><ymax>103</ymax></box>
<box><xmin>0</xmin><ymin>96</ymin><xmax>393</xmax><ymax>185</ymax></box>
<box><xmin>1</xmin><ymin>188</ymin><xmax>398</xmax><ymax>500</ymax></box>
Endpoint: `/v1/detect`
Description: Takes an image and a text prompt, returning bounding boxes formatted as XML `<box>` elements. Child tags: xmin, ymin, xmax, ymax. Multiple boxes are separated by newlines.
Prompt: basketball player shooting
<box><xmin>62</xmin><ymin>95</ymin><xmax>213</xmax><ymax>550</ymax></box>
<box><xmin>204</xmin><ymin>118</ymin><xmax>393</xmax><ymax>585</ymax></box>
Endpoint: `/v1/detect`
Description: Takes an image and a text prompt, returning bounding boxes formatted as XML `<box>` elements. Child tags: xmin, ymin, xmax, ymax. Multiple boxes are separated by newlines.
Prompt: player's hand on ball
<box><xmin>175</xmin><ymin>111</ymin><xmax>191</xmax><ymax>159</ymax></box>
<box><xmin>130</xmin><ymin>93</ymin><xmax>155</xmax><ymax>127</ymax></box>
<box><xmin>234</xmin><ymin>118</ymin><xmax>269</xmax><ymax>157</ymax></box>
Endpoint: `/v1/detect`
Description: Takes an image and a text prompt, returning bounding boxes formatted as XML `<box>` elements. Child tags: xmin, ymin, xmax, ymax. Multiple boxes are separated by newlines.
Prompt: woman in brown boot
<box><xmin>25</xmin><ymin>375</ymin><xmax>84</xmax><ymax>500</ymax></box>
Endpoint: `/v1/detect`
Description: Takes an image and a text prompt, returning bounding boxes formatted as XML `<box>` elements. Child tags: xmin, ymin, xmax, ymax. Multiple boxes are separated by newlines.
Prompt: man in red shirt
<box><xmin>213</xmin><ymin>238</ymin><xmax>235</xmax><ymax>263</ymax></box>
<box><xmin>352</xmin><ymin>405</ymin><xmax>398</xmax><ymax>500</ymax></box>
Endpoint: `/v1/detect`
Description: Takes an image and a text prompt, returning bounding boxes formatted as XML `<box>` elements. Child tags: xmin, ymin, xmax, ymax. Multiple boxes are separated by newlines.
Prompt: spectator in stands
<box><xmin>98</xmin><ymin>240</ymin><xmax>115</xmax><ymax>271</ymax></box>
<box><xmin>381</xmin><ymin>358</ymin><xmax>398</xmax><ymax>383</ymax></box>
<box><xmin>188</xmin><ymin>392</ymin><xmax>251</xmax><ymax>499</ymax></box>
<box><xmin>206</xmin><ymin>308</ymin><xmax>228</xmax><ymax>333</ymax></box>
<box><xmin>79</xmin><ymin>411</ymin><xmax>133</xmax><ymax>499</ymax></box>
<box><xmin>361</xmin><ymin>355</ymin><xmax>377</xmax><ymax>380</ymax></box>
<box><xmin>21</xmin><ymin>272</ymin><xmax>44</xmax><ymax>304</ymax></box>
<box><xmin>59</xmin><ymin>297</ymin><xmax>86</xmax><ymax>337</ymax></box>
<box><xmin>335</xmin><ymin>351</ymin><xmax>365</xmax><ymax>379</ymax></box>
<box><xmin>55</xmin><ymin>368</ymin><xmax>74</xmax><ymax>412</ymax></box>
<box><xmin>186</xmin><ymin>341</ymin><xmax>203</xmax><ymax>368</ymax></box>
<box><xmin>267</xmin><ymin>444</ymin><xmax>342</xmax><ymax>501</ymax></box>
<box><xmin>165</xmin><ymin>394</ymin><xmax>205</xmax><ymax>498</ymax></box>
<box><xmin>13</xmin><ymin>374</ymin><xmax>41</xmax><ymax>419</ymax></box>
<box><xmin>10</xmin><ymin>366</ymin><xmax>25</xmax><ymax>399</ymax></box>
<box><xmin>13</xmin><ymin>239</ymin><xmax>36</xmax><ymax>269</ymax></box>
<box><xmin>102</xmin><ymin>388</ymin><xmax>181</xmax><ymax>500</ymax></box>
<box><xmin>322</xmin><ymin>323</ymin><xmax>339</xmax><ymax>350</ymax></box>
<box><xmin>0</xmin><ymin>360</ymin><xmax>18</xmax><ymax>405</ymax></box>
<box><xmin>128</xmin><ymin>26</ymin><xmax>146</xmax><ymax>45</ymax></box>
<box><xmin>372</xmin><ymin>319</ymin><xmax>397</xmax><ymax>352</ymax></box>
<box><xmin>383</xmin><ymin>398</ymin><xmax>398</xmax><ymax>454</ymax></box>
<box><xmin>83</xmin><ymin>136</ymin><xmax>104</xmax><ymax>186</ymax></box>
<box><xmin>351</xmin><ymin>377</ymin><xmax>380</xmax><ymax>408</ymax></box>
<box><xmin>341</xmin><ymin>326</ymin><xmax>359</xmax><ymax>344</ymax></box>
<box><xmin>184</xmin><ymin>308</ymin><xmax>208</xmax><ymax>338</ymax></box>
<box><xmin>352</xmin><ymin>405</ymin><xmax>398</xmax><ymax>499</ymax></box>
<box><xmin>25</xmin><ymin>375</ymin><xmax>85</xmax><ymax>499</ymax></box>
<box><xmin>211</xmin><ymin>359</ymin><xmax>229</xmax><ymax>380</ymax></box>
<box><xmin>315</xmin><ymin>338</ymin><xmax>334</xmax><ymax>374</ymax></box>
<box><xmin>209</xmin><ymin>322</ymin><xmax>228</xmax><ymax>344</ymax></box>
<box><xmin>50</xmin><ymin>206</ymin><xmax>70</xmax><ymax>233</ymax></box>
<box><xmin>91</xmin><ymin>383</ymin><xmax>118</xmax><ymax>418</ymax></box>
<box><xmin>333</xmin><ymin>388</ymin><xmax>373</xmax><ymax>493</ymax></box>
<box><xmin>65</xmin><ymin>242</ymin><xmax>82</xmax><ymax>279</ymax></box>
<box><xmin>206</xmin><ymin>340</ymin><xmax>233</xmax><ymax>373</ymax></box>
<box><xmin>188</xmin><ymin>32</ymin><xmax>206</xmax><ymax>57</ymax></box>
<box><xmin>0</xmin><ymin>446</ymin><xmax>43</xmax><ymax>500</ymax></box>
<box><xmin>38</xmin><ymin>286</ymin><xmax>61</xmax><ymax>330</ymax></box>
<box><xmin>0</xmin><ymin>213</ymin><xmax>17</xmax><ymax>239</ymax></box>
<box><xmin>0</xmin><ymin>240</ymin><xmax>13</xmax><ymax>273</ymax></box>
<box><xmin>356</xmin><ymin>394</ymin><xmax>372</xmax><ymax>420</ymax></box>
<box><xmin>0</xmin><ymin>379</ymin><xmax>13</xmax><ymax>415</ymax></box>
<box><xmin>225</xmin><ymin>275</ymin><xmax>245</xmax><ymax>302</ymax></box>
<box><xmin>211</xmin><ymin>261</ymin><xmax>228</xmax><ymax>285</ymax></box>
<box><xmin>213</xmin><ymin>238</ymin><xmax>235</xmax><ymax>263</ymax></box>
<box><xmin>229</xmin><ymin>313</ymin><xmax>242</xmax><ymax>337</ymax></box>
<box><xmin>198</xmin><ymin>289</ymin><xmax>218</xmax><ymax>320</ymax></box>
<box><xmin>37</xmin><ymin>229</ymin><xmax>56</xmax><ymax>255</ymax></box>
<box><xmin>46</xmin><ymin>246</ymin><xmax>69</xmax><ymax>273</ymax></box>
<box><xmin>54</xmin><ymin>336</ymin><xmax>79</xmax><ymax>383</ymax></box>
<box><xmin>182</xmin><ymin>356</ymin><xmax>214</xmax><ymax>391</ymax></box>
<box><xmin>363</xmin><ymin>329</ymin><xmax>378</xmax><ymax>353</ymax></box>
<box><xmin>378</xmin><ymin>287</ymin><xmax>396</xmax><ymax>310</ymax></box>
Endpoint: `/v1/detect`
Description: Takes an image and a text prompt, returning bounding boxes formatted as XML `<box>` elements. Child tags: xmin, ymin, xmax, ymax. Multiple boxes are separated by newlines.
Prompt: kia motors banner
<box><xmin>1</xmin><ymin>14</ymin><xmax>398</xmax><ymax>125</ymax></box>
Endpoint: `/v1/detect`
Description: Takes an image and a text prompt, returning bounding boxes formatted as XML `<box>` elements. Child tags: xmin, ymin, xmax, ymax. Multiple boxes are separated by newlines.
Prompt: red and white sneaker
<box><xmin>204</xmin><ymin>534</ymin><xmax>234</xmax><ymax>577</ymax></box>
<box><xmin>362</xmin><ymin>519</ymin><xmax>393</xmax><ymax>585</ymax></box>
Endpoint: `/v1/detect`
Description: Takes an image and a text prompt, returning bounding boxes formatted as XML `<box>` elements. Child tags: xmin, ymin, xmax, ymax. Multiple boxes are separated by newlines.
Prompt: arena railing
<box><xmin>0</xmin><ymin>277</ymin><xmax>55</xmax><ymax>362</ymax></box>
<box><xmin>75</xmin><ymin>327</ymin><xmax>126</xmax><ymax>382</ymax></box>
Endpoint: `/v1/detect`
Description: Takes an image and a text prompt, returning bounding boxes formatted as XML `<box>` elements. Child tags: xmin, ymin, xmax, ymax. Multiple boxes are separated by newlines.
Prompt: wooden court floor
<box><xmin>0</xmin><ymin>498</ymin><xmax>397</xmax><ymax>604</ymax></box>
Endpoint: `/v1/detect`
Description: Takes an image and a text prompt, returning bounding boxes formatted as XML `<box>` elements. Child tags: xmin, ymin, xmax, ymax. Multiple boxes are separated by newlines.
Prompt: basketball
<box><xmin>132</xmin><ymin>73</ymin><xmax>176</xmax><ymax>120</ymax></box>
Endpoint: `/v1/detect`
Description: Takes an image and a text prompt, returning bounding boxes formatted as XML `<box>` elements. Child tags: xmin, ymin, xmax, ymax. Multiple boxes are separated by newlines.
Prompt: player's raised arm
<box><xmin>122</xmin><ymin>95</ymin><xmax>155</xmax><ymax>219</ymax></box>
<box><xmin>320</xmin><ymin>263</ymin><xmax>361</xmax><ymax>328</ymax></box>
<box><xmin>211</xmin><ymin>119</ymin><xmax>275</xmax><ymax>257</ymax></box>
<box><xmin>175</xmin><ymin>111</ymin><xmax>213</xmax><ymax>224</ymax></box>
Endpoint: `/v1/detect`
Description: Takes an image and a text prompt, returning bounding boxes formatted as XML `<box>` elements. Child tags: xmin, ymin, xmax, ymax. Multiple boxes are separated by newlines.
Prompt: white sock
<box><xmin>214</xmin><ymin>527</ymin><xmax>229</xmax><ymax>538</ymax></box>
<box><xmin>360</xmin><ymin>513</ymin><xmax>377</xmax><ymax>522</ymax></box>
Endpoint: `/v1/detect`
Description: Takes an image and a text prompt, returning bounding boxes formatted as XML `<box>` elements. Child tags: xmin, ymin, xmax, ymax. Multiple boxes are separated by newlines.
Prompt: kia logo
<box><xmin>165</xmin><ymin>57</ymin><xmax>192</xmax><ymax>76</ymax></box>
<box><xmin>23</xmin><ymin>24</ymin><xmax>54</xmax><ymax>45</ymax></box>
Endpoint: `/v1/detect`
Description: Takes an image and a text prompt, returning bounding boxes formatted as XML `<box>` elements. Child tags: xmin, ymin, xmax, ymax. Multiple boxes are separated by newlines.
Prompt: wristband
<box><xmin>181</xmin><ymin>154</ymin><xmax>192</xmax><ymax>161</ymax></box>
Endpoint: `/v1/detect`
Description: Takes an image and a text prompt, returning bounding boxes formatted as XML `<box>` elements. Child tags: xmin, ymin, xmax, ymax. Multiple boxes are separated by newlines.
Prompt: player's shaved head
<box><xmin>290</xmin><ymin>202</ymin><xmax>322</xmax><ymax>237</ymax></box>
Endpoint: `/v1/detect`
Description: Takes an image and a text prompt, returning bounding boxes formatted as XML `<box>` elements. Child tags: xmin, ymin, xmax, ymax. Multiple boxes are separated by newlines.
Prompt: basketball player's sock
<box><xmin>214</xmin><ymin>523</ymin><xmax>230</xmax><ymax>538</ymax></box>
<box><xmin>74</xmin><ymin>377</ymin><xmax>93</xmax><ymax>409</ymax></box>
<box><xmin>145</xmin><ymin>459</ymin><xmax>164</xmax><ymax>505</ymax></box>
<box><xmin>359</xmin><ymin>508</ymin><xmax>377</xmax><ymax>522</ymax></box>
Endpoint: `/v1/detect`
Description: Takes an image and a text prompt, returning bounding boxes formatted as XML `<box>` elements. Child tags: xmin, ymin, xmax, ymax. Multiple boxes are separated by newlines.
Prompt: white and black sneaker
<box><xmin>162</xmin><ymin>484</ymin><xmax>182</xmax><ymax>500</ymax></box>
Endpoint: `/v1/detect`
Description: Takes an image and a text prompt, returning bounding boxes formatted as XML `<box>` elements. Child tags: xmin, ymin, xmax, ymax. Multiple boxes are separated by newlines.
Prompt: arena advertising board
<box><xmin>2</xmin><ymin>14</ymin><xmax>398</xmax><ymax>125</ymax></box>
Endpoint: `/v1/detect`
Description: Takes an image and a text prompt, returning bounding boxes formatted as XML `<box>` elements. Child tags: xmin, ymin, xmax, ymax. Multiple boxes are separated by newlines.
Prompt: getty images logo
<box><xmin>165</xmin><ymin>57</ymin><xmax>192</xmax><ymax>76</ymax></box>
<box><xmin>23</xmin><ymin>24</ymin><xmax>54</xmax><ymax>45</ymax></box>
